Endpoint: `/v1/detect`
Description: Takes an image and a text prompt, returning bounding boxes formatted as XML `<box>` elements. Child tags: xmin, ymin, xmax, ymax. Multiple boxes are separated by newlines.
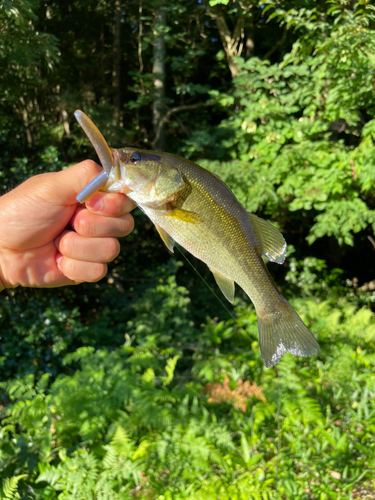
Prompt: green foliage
<box><xmin>3</xmin><ymin>0</ymin><xmax>375</xmax><ymax>498</ymax></box>
<box><xmin>284</xmin><ymin>251</ymin><xmax>346</xmax><ymax>299</ymax></box>
<box><xmin>0</xmin><ymin>294</ymin><xmax>85</xmax><ymax>380</ymax></box>
<box><xmin>199</xmin><ymin>5</ymin><xmax>375</xmax><ymax>246</ymax></box>
<box><xmin>2</xmin><ymin>270</ymin><xmax>375</xmax><ymax>498</ymax></box>
<box><xmin>0</xmin><ymin>0</ymin><xmax>59</xmax><ymax>93</ymax></box>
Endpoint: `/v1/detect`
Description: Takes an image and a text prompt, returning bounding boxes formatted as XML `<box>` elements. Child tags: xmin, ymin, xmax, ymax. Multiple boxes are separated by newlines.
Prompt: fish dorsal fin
<box><xmin>155</xmin><ymin>224</ymin><xmax>175</xmax><ymax>253</ymax></box>
<box><xmin>209</xmin><ymin>267</ymin><xmax>235</xmax><ymax>304</ymax></box>
<box><xmin>248</xmin><ymin>213</ymin><xmax>286</xmax><ymax>264</ymax></box>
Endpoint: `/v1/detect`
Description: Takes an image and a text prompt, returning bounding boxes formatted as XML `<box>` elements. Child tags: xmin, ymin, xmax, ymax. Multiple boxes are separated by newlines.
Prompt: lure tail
<box><xmin>257</xmin><ymin>299</ymin><xmax>320</xmax><ymax>367</ymax></box>
<box><xmin>74</xmin><ymin>110</ymin><xmax>114</xmax><ymax>203</ymax></box>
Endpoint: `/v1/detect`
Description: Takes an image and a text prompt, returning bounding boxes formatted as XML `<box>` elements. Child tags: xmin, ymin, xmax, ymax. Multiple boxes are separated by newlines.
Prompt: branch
<box><xmin>207</xmin><ymin>5</ymin><xmax>244</xmax><ymax>78</ymax></box>
<box><xmin>152</xmin><ymin>102</ymin><xmax>215</xmax><ymax>149</ymax></box>
<box><xmin>368</xmin><ymin>235</ymin><xmax>375</xmax><ymax>250</ymax></box>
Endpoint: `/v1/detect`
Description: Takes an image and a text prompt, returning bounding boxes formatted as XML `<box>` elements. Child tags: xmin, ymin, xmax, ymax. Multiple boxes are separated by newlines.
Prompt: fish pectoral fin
<box><xmin>248</xmin><ymin>213</ymin><xmax>286</xmax><ymax>264</ymax></box>
<box><xmin>155</xmin><ymin>224</ymin><xmax>175</xmax><ymax>253</ymax></box>
<box><xmin>209</xmin><ymin>267</ymin><xmax>235</xmax><ymax>304</ymax></box>
<box><xmin>166</xmin><ymin>208</ymin><xmax>203</xmax><ymax>224</ymax></box>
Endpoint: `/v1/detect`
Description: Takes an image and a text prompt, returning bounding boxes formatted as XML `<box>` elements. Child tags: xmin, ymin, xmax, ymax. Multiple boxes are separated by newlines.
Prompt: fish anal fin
<box><xmin>155</xmin><ymin>224</ymin><xmax>175</xmax><ymax>253</ymax></box>
<box><xmin>257</xmin><ymin>299</ymin><xmax>320</xmax><ymax>368</ymax></box>
<box><xmin>166</xmin><ymin>208</ymin><xmax>203</xmax><ymax>224</ymax></box>
<box><xmin>248</xmin><ymin>213</ymin><xmax>286</xmax><ymax>264</ymax></box>
<box><xmin>209</xmin><ymin>267</ymin><xmax>235</xmax><ymax>304</ymax></box>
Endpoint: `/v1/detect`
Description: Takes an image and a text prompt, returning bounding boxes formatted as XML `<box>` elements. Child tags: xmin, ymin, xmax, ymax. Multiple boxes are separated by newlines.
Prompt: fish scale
<box><xmin>74</xmin><ymin>110</ymin><xmax>320</xmax><ymax>368</ymax></box>
<box><xmin>151</xmin><ymin>156</ymin><xmax>276</xmax><ymax>302</ymax></box>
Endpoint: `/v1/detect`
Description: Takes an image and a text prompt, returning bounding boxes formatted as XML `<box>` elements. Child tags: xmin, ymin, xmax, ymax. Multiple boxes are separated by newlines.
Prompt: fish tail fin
<box><xmin>256</xmin><ymin>299</ymin><xmax>320</xmax><ymax>368</ymax></box>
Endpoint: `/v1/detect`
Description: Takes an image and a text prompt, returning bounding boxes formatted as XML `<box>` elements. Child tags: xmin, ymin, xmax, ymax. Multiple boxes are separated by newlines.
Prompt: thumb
<box><xmin>33</xmin><ymin>160</ymin><xmax>103</xmax><ymax>207</ymax></box>
<box><xmin>0</xmin><ymin>161</ymin><xmax>104</xmax><ymax>250</ymax></box>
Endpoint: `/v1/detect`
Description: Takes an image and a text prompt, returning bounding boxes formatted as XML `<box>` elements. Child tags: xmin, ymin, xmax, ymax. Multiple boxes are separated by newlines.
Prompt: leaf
<box><xmin>1</xmin><ymin>475</ymin><xmax>27</xmax><ymax>500</ymax></box>
<box><xmin>161</xmin><ymin>355</ymin><xmax>181</xmax><ymax>386</ymax></box>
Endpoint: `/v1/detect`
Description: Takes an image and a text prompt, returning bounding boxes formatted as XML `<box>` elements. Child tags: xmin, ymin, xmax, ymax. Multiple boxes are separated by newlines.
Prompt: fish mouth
<box><xmin>76</xmin><ymin>149</ymin><xmax>119</xmax><ymax>204</ymax></box>
<box><xmin>101</xmin><ymin>149</ymin><xmax>133</xmax><ymax>195</ymax></box>
<box><xmin>76</xmin><ymin>149</ymin><xmax>133</xmax><ymax>203</ymax></box>
<box><xmin>76</xmin><ymin>155</ymin><xmax>119</xmax><ymax>204</ymax></box>
<box><xmin>74</xmin><ymin>110</ymin><xmax>133</xmax><ymax>202</ymax></box>
<box><xmin>103</xmin><ymin>148</ymin><xmax>121</xmax><ymax>187</ymax></box>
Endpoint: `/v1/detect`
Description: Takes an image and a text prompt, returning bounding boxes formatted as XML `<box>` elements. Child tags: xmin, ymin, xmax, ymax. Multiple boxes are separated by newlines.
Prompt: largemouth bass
<box><xmin>74</xmin><ymin>110</ymin><xmax>320</xmax><ymax>367</ymax></box>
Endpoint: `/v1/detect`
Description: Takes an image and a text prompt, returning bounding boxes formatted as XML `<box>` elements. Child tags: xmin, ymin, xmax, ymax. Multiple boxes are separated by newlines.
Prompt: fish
<box><xmin>74</xmin><ymin>110</ymin><xmax>320</xmax><ymax>367</ymax></box>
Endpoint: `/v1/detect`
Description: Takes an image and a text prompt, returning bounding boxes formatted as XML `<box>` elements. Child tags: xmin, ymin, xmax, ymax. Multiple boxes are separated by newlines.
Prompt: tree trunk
<box><xmin>207</xmin><ymin>6</ymin><xmax>244</xmax><ymax>79</ymax></box>
<box><xmin>113</xmin><ymin>0</ymin><xmax>122</xmax><ymax>126</ymax></box>
<box><xmin>152</xmin><ymin>7</ymin><xmax>166</xmax><ymax>150</ymax></box>
<box><xmin>19</xmin><ymin>97</ymin><xmax>32</xmax><ymax>146</ymax></box>
<box><xmin>245</xmin><ymin>28</ymin><xmax>254</xmax><ymax>59</ymax></box>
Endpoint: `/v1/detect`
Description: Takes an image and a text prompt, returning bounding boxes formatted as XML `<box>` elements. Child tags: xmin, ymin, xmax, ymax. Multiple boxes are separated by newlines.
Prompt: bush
<box><xmin>2</xmin><ymin>271</ymin><xmax>375</xmax><ymax>499</ymax></box>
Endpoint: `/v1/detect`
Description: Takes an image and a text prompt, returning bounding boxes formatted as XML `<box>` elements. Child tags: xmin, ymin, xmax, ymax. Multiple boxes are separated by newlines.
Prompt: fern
<box><xmin>62</xmin><ymin>346</ymin><xmax>95</xmax><ymax>365</ymax></box>
<box><xmin>37</xmin><ymin>469</ymin><xmax>62</xmax><ymax>487</ymax></box>
<box><xmin>102</xmin><ymin>445</ymin><xmax>117</xmax><ymax>470</ymax></box>
<box><xmin>3</xmin><ymin>292</ymin><xmax>375</xmax><ymax>499</ymax></box>
<box><xmin>0</xmin><ymin>475</ymin><xmax>26</xmax><ymax>500</ymax></box>
<box><xmin>161</xmin><ymin>354</ymin><xmax>180</xmax><ymax>386</ymax></box>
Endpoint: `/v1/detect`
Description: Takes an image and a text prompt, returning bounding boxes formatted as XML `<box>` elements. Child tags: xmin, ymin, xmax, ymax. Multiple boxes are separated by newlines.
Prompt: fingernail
<box><xmin>89</xmin><ymin>195</ymin><xmax>104</xmax><ymax>212</ymax></box>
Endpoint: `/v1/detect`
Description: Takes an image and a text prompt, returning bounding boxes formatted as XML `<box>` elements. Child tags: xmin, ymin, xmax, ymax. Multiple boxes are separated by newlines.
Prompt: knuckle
<box><xmin>112</xmin><ymin>195</ymin><xmax>125</xmax><ymax>216</ymax></box>
<box><xmin>56</xmin><ymin>231</ymin><xmax>71</xmax><ymax>255</ymax></box>
<box><xmin>62</xmin><ymin>259</ymin><xmax>107</xmax><ymax>283</ymax></box>
<box><xmin>75</xmin><ymin>212</ymin><xmax>94</xmax><ymax>237</ymax></box>
<box><xmin>60</xmin><ymin>257</ymin><xmax>77</xmax><ymax>280</ymax></box>
<box><xmin>85</xmin><ymin>159</ymin><xmax>99</xmax><ymax>170</ymax></box>
<box><xmin>89</xmin><ymin>263</ymin><xmax>107</xmax><ymax>282</ymax></box>
<box><xmin>58</xmin><ymin>237</ymin><xmax>69</xmax><ymax>256</ymax></box>
<box><xmin>104</xmin><ymin>238</ymin><xmax>120</xmax><ymax>261</ymax></box>
<box><xmin>122</xmin><ymin>214</ymin><xmax>134</xmax><ymax>235</ymax></box>
<box><xmin>79</xmin><ymin>159</ymin><xmax>101</xmax><ymax>178</ymax></box>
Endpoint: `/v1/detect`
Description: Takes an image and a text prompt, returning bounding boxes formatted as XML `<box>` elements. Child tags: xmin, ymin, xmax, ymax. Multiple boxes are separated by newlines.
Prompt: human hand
<box><xmin>0</xmin><ymin>160</ymin><xmax>135</xmax><ymax>290</ymax></box>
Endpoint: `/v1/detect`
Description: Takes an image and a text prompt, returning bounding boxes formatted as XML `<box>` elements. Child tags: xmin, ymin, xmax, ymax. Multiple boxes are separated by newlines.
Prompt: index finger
<box><xmin>85</xmin><ymin>192</ymin><xmax>136</xmax><ymax>217</ymax></box>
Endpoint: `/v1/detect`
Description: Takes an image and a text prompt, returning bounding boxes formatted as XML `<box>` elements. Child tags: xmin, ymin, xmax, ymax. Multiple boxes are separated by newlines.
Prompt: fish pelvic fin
<box><xmin>155</xmin><ymin>224</ymin><xmax>175</xmax><ymax>253</ymax></box>
<box><xmin>257</xmin><ymin>299</ymin><xmax>320</xmax><ymax>368</ymax></box>
<box><xmin>209</xmin><ymin>267</ymin><xmax>235</xmax><ymax>303</ymax></box>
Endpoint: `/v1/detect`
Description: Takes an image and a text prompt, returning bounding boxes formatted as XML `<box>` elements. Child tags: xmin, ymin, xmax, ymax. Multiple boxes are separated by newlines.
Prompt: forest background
<box><xmin>1</xmin><ymin>0</ymin><xmax>375</xmax><ymax>498</ymax></box>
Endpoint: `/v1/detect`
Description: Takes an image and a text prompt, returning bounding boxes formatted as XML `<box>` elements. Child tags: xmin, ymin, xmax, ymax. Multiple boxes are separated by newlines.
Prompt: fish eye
<box><xmin>131</xmin><ymin>152</ymin><xmax>142</xmax><ymax>164</ymax></box>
